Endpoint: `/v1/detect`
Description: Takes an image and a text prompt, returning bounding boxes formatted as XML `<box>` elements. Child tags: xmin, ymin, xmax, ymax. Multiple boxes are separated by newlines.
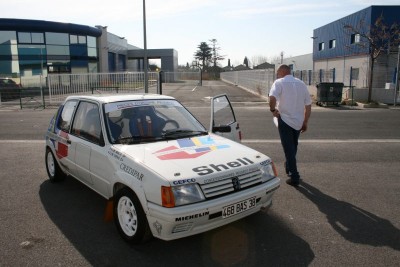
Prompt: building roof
<box><xmin>0</xmin><ymin>18</ymin><xmax>102</xmax><ymax>37</ymax></box>
<box><xmin>253</xmin><ymin>62</ymin><xmax>275</xmax><ymax>69</ymax></box>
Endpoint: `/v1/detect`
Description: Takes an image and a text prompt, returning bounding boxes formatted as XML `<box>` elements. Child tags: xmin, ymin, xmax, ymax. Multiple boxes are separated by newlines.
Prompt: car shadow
<box><xmin>297</xmin><ymin>181</ymin><xmax>400</xmax><ymax>251</ymax></box>
<box><xmin>39</xmin><ymin>177</ymin><xmax>315</xmax><ymax>266</ymax></box>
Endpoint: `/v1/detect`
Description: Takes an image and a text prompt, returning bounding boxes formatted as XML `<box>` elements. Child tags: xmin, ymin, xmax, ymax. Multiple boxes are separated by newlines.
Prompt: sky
<box><xmin>1</xmin><ymin>0</ymin><xmax>399</xmax><ymax>67</ymax></box>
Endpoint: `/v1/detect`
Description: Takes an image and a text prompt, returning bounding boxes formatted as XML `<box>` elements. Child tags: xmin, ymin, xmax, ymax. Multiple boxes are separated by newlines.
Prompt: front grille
<box><xmin>200</xmin><ymin>169</ymin><xmax>262</xmax><ymax>199</ymax></box>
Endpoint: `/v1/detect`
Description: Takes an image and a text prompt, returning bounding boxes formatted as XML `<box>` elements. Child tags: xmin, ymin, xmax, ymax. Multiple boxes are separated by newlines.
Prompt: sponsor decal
<box><xmin>120</xmin><ymin>163</ymin><xmax>144</xmax><ymax>181</ymax></box>
<box><xmin>48</xmin><ymin>130</ymin><xmax>69</xmax><ymax>159</ymax></box>
<box><xmin>56</xmin><ymin>131</ymin><xmax>69</xmax><ymax>159</ymax></box>
<box><xmin>193</xmin><ymin>157</ymin><xmax>254</xmax><ymax>176</ymax></box>
<box><xmin>175</xmin><ymin>211</ymin><xmax>210</xmax><ymax>222</ymax></box>
<box><xmin>108</xmin><ymin>147</ymin><xmax>126</xmax><ymax>162</ymax></box>
<box><xmin>105</xmin><ymin>100</ymin><xmax>180</xmax><ymax>113</ymax></box>
<box><xmin>154</xmin><ymin>136</ymin><xmax>229</xmax><ymax>160</ymax></box>
<box><xmin>153</xmin><ymin>221</ymin><xmax>162</xmax><ymax>235</ymax></box>
<box><xmin>173</xmin><ymin>178</ymin><xmax>196</xmax><ymax>185</ymax></box>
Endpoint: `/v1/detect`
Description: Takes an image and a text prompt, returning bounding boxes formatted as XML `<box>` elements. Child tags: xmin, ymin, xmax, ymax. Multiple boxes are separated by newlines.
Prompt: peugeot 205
<box><xmin>45</xmin><ymin>94</ymin><xmax>280</xmax><ymax>244</ymax></box>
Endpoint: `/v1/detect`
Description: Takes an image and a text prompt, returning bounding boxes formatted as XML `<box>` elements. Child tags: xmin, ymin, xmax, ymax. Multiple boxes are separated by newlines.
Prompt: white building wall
<box><xmin>314</xmin><ymin>55</ymin><xmax>369</xmax><ymax>87</ymax></box>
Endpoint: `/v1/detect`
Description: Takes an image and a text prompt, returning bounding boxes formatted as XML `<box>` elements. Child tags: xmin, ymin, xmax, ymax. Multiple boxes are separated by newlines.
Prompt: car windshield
<box><xmin>104</xmin><ymin>99</ymin><xmax>207</xmax><ymax>144</ymax></box>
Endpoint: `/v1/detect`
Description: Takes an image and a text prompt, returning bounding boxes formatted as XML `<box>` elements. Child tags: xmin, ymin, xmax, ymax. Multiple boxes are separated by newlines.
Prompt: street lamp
<box><xmin>394</xmin><ymin>44</ymin><xmax>400</xmax><ymax>106</ymax></box>
<box><xmin>143</xmin><ymin>0</ymin><xmax>148</xmax><ymax>93</ymax></box>
<box><xmin>192</xmin><ymin>61</ymin><xmax>202</xmax><ymax>86</ymax></box>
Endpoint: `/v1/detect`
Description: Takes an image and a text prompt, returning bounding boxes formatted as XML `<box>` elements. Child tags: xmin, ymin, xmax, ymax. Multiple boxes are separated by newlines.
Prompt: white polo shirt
<box><xmin>269</xmin><ymin>75</ymin><xmax>312</xmax><ymax>130</ymax></box>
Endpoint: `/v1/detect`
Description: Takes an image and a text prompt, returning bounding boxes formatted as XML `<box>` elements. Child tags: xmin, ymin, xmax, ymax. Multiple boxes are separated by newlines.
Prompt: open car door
<box><xmin>210</xmin><ymin>94</ymin><xmax>241</xmax><ymax>142</ymax></box>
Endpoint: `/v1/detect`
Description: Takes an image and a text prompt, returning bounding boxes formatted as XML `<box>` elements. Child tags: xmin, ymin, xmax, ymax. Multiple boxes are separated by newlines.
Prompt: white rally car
<box><xmin>45</xmin><ymin>94</ymin><xmax>280</xmax><ymax>244</ymax></box>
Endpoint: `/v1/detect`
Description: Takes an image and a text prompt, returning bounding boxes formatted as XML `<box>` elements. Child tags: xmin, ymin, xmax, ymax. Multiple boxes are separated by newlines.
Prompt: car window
<box><xmin>71</xmin><ymin>101</ymin><xmax>103</xmax><ymax>145</ymax></box>
<box><xmin>57</xmin><ymin>100</ymin><xmax>77</xmax><ymax>132</ymax></box>
<box><xmin>104</xmin><ymin>99</ymin><xmax>206</xmax><ymax>143</ymax></box>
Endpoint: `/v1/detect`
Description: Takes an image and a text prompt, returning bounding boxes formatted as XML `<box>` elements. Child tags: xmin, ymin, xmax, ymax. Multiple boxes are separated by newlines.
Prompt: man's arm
<box><xmin>269</xmin><ymin>96</ymin><xmax>280</xmax><ymax>117</ymax></box>
<box><xmin>301</xmin><ymin>104</ymin><xmax>311</xmax><ymax>133</ymax></box>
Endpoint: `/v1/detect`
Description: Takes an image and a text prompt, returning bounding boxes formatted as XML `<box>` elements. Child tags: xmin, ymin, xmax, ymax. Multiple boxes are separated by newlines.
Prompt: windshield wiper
<box><xmin>114</xmin><ymin>135</ymin><xmax>160</xmax><ymax>144</ymax></box>
<box><xmin>162</xmin><ymin>129</ymin><xmax>208</xmax><ymax>139</ymax></box>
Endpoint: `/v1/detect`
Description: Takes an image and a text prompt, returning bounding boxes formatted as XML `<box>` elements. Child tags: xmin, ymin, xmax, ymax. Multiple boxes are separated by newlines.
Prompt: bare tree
<box><xmin>209</xmin><ymin>39</ymin><xmax>225</xmax><ymax>67</ymax></box>
<box><xmin>251</xmin><ymin>55</ymin><xmax>269</xmax><ymax>67</ymax></box>
<box><xmin>344</xmin><ymin>14</ymin><xmax>400</xmax><ymax>102</ymax></box>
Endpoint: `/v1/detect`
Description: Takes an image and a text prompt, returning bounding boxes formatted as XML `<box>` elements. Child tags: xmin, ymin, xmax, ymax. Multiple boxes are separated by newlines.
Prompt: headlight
<box><xmin>161</xmin><ymin>184</ymin><xmax>205</xmax><ymax>207</ymax></box>
<box><xmin>260</xmin><ymin>162</ymin><xmax>277</xmax><ymax>182</ymax></box>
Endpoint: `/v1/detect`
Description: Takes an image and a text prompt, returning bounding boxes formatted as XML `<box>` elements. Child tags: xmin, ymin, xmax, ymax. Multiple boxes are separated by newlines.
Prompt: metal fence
<box><xmin>0</xmin><ymin>71</ymin><xmax>202</xmax><ymax>109</ymax></box>
<box><xmin>162</xmin><ymin>71</ymin><xmax>201</xmax><ymax>85</ymax></box>
<box><xmin>48</xmin><ymin>72</ymin><xmax>159</xmax><ymax>104</ymax></box>
<box><xmin>220</xmin><ymin>69</ymin><xmax>275</xmax><ymax>98</ymax></box>
<box><xmin>221</xmin><ymin>67</ymin><xmax>399</xmax><ymax>104</ymax></box>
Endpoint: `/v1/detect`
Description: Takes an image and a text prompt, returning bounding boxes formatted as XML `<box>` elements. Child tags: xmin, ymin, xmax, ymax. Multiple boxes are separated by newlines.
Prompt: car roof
<box><xmin>0</xmin><ymin>78</ymin><xmax>16</xmax><ymax>82</ymax></box>
<box><xmin>65</xmin><ymin>94</ymin><xmax>176</xmax><ymax>104</ymax></box>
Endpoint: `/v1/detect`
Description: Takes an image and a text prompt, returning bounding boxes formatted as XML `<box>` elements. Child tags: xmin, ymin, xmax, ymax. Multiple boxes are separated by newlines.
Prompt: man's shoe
<box><xmin>286</xmin><ymin>178</ymin><xmax>299</xmax><ymax>187</ymax></box>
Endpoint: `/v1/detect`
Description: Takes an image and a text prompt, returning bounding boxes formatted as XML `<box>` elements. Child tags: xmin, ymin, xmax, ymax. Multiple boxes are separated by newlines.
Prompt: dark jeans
<box><xmin>278</xmin><ymin>117</ymin><xmax>301</xmax><ymax>182</ymax></box>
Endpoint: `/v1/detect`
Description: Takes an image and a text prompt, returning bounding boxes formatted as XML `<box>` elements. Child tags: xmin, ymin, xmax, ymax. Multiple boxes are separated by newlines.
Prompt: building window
<box><xmin>351</xmin><ymin>68</ymin><xmax>359</xmax><ymax>80</ymax></box>
<box><xmin>329</xmin><ymin>39</ymin><xmax>336</xmax><ymax>49</ymax></box>
<box><xmin>70</xmin><ymin>35</ymin><xmax>87</xmax><ymax>44</ymax></box>
<box><xmin>17</xmin><ymin>32</ymin><xmax>44</xmax><ymax>44</ymax></box>
<box><xmin>351</xmin><ymin>34</ymin><xmax>360</xmax><ymax>44</ymax></box>
<box><xmin>318</xmin><ymin>42</ymin><xmax>325</xmax><ymax>51</ymax></box>
<box><xmin>46</xmin><ymin>32</ymin><xmax>69</xmax><ymax>45</ymax></box>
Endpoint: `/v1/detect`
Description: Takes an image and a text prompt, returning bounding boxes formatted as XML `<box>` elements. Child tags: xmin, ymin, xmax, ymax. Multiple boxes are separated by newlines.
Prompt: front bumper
<box><xmin>146</xmin><ymin>177</ymin><xmax>280</xmax><ymax>241</ymax></box>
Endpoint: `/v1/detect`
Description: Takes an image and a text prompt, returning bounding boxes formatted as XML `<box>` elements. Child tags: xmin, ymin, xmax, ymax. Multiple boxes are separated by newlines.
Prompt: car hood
<box><xmin>113</xmin><ymin>134</ymin><xmax>267</xmax><ymax>183</ymax></box>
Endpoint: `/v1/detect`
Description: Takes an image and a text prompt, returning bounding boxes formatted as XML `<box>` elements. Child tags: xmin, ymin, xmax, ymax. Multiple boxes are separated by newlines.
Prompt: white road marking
<box><xmin>242</xmin><ymin>139</ymin><xmax>400</xmax><ymax>143</ymax></box>
<box><xmin>0</xmin><ymin>139</ymin><xmax>399</xmax><ymax>144</ymax></box>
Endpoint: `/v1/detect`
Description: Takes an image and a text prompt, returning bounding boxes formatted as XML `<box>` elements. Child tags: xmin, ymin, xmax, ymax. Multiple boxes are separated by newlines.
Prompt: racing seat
<box><xmin>108</xmin><ymin>118</ymin><xmax>122</xmax><ymax>141</ymax></box>
<box><xmin>129</xmin><ymin>106</ymin><xmax>166</xmax><ymax>137</ymax></box>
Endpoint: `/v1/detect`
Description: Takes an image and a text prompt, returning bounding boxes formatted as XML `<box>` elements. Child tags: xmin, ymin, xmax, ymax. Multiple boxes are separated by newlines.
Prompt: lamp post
<box><xmin>394</xmin><ymin>45</ymin><xmax>400</xmax><ymax>106</ymax></box>
<box><xmin>143</xmin><ymin>0</ymin><xmax>148</xmax><ymax>93</ymax></box>
<box><xmin>40</xmin><ymin>46</ymin><xmax>45</xmax><ymax>108</ymax></box>
<box><xmin>192</xmin><ymin>60</ymin><xmax>202</xmax><ymax>86</ymax></box>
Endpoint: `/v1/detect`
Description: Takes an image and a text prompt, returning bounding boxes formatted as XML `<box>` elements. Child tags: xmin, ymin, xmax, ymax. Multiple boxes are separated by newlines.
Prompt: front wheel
<box><xmin>45</xmin><ymin>147</ymin><xmax>65</xmax><ymax>182</ymax></box>
<box><xmin>114</xmin><ymin>188</ymin><xmax>152</xmax><ymax>244</ymax></box>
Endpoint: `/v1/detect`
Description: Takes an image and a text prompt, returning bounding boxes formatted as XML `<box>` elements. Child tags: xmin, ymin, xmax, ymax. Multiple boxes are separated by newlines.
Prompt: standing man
<box><xmin>269</xmin><ymin>65</ymin><xmax>312</xmax><ymax>187</ymax></box>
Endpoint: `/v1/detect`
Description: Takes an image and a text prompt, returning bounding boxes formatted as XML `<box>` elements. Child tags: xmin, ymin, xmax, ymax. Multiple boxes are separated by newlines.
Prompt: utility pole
<box><xmin>394</xmin><ymin>45</ymin><xmax>400</xmax><ymax>106</ymax></box>
<box><xmin>143</xmin><ymin>0</ymin><xmax>148</xmax><ymax>93</ymax></box>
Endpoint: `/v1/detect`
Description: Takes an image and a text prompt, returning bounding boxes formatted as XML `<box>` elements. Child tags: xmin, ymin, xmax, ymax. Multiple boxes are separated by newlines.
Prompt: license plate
<box><xmin>222</xmin><ymin>197</ymin><xmax>256</xmax><ymax>219</ymax></box>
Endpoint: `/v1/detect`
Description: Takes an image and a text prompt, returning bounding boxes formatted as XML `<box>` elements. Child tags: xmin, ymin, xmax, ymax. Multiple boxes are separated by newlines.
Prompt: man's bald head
<box><xmin>276</xmin><ymin>64</ymin><xmax>291</xmax><ymax>78</ymax></box>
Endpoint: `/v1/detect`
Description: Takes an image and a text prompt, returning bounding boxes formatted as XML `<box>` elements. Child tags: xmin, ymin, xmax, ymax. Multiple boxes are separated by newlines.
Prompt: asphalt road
<box><xmin>0</xmin><ymin>80</ymin><xmax>399</xmax><ymax>266</ymax></box>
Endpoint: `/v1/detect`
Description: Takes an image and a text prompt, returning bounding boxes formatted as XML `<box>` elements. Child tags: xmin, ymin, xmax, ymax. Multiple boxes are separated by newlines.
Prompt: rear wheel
<box><xmin>114</xmin><ymin>188</ymin><xmax>152</xmax><ymax>244</ymax></box>
<box><xmin>45</xmin><ymin>147</ymin><xmax>65</xmax><ymax>182</ymax></box>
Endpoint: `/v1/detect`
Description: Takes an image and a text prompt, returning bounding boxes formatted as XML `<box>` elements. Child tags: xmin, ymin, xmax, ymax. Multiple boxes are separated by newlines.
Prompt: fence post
<box><xmin>394</xmin><ymin>45</ymin><xmax>400</xmax><ymax>106</ymax></box>
<box><xmin>40</xmin><ymin>75</ymin><xmax>45</xmax><ymax>109</ymax></box>
<box><xmin>199</xmin><ymin>70</ymin><xmax>202</xmax><ymax>86</ymax></box>
<box><xmin>350</xmin><ymin>66</ymin><xmax>354</xmax><ymax>106</ymax></box>
<box><xmin>19</xmin><ymin>88</ymin><xmax>22</xmax><ymax>109</ymax></box>
<box><xmin>319</xmin><ymin>69</ymin><xmax>322</xmax><ymax>83</ymax></box>
<box><xmin>158</xmin><ymin>71</ymin><xmax>163</xmax><ymax>95</ymax></box>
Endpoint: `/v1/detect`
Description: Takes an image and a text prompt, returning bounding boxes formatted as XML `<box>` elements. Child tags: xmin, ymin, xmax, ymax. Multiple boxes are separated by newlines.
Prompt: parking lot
<box><xmin>1</xmin><ymin>80</ymin><xmax>399</xmax><ymax>266</ymax></box>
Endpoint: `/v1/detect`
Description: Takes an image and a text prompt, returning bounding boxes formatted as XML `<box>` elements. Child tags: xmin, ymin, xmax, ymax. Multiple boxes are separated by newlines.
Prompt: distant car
<box><xmin>45</xmin><ymin>94</ymin><xmax>280</xmax><ymax>244</ymax></box>
<box><xmin>0</xmin><ymin>78</ymin><xmax>21</xmax><ymax>101</ymax></box>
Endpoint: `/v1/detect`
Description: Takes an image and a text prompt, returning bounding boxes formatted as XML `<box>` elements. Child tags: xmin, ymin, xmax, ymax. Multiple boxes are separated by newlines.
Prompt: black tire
<box><xmin>113</xmin><ymin>188</ymin><xmax>152</xmax><ymax>244</ymax></box>
<box><xmin>45</xmin><ymin>147</ymin><xmax>66</xmax><ymax>182</ymax></box>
